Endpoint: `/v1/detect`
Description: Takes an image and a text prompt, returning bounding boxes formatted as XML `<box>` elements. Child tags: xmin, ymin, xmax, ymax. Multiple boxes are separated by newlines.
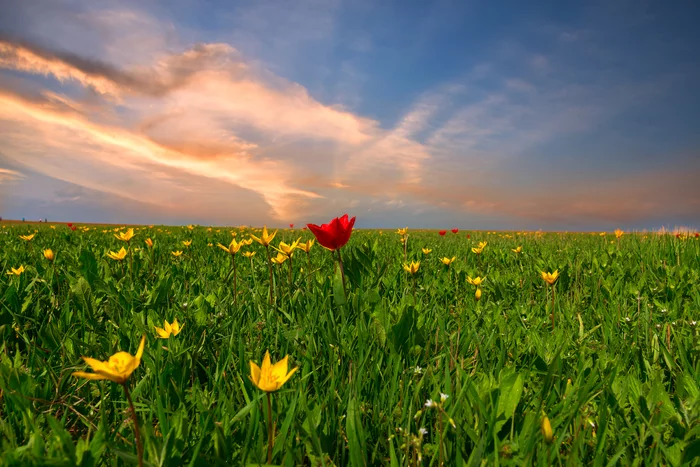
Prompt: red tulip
<box><xmin>289</xmin><ymin>223</ymin><xmax>294</xmax><ymax>228</ymax></box>
<box><xmin>451</xmin><ymin>228</ymin><xmax>459</xmax><ymax>234</ymax></box>
<box><xmin>676</xmin><ymin>233</ymin><xmax>681</xmax><ymax>238</ymax></box>
<box><xmin>306</xmin><ymin>214</ymin><xmax>356</xmax><ymax>251</ymax></box>
<box><xmin>439</xmin><ymin>230</ymin><xmax>446</xmax><ymax>236</ymax></box>
<box><xmin>696</xmin><ymin>233</ymin><xmax>699</xmax><ymax>238</ymax></box>
<box><xmin>466</xmin><ymin>234</ymin><xmax>471</xmax><ymax>239</ymax></box>
<box><xmin>67</xmin><ymin>223</ymin><xmax>76</xmax><ymax>231</ymax></box>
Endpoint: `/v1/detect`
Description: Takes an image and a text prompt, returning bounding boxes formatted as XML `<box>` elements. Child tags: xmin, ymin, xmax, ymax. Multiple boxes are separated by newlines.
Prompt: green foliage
<box><xmin>1</xmin><ymin>223</ymin><xmax>699</xmax><ymax>465</ymax></box>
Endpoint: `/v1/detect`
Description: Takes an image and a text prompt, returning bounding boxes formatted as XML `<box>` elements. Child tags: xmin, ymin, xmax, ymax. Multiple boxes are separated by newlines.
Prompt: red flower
<box><xmin>451</xmin><ymin>228</ymin><xmax>459</xmax><ymax>234</ymax></box>
<box><xmin>306</xmin><ymin>214</ymin><xmax>356</xmax><ymax>251</ymax></box>
<box><xmin>289</xmin><ymin>223</ymin><xmax>294</xmax><ymax>228</ymax></box>
<box><xmin>696</xmin><ymin>233</ymin><xmax>699</xmax><ymax>238</ymax></box>
<box><xmin>676</xmin><ymin>233</ymin><xmax>681</xmax><ymax>238</ymax></box>
<box><xmin>67</xmin><ymin>223</ymin><xmax>76</xmax><ymax>231</ymax></box>
<box><xmin>439</xmin><ymin>230</ymin><xmax>446</xmax><ymax>236</ymax></box>
<box><xmin>466</xmin><ymin>234</ymin><xmax>471</xmax><ymax>239</ymax></box>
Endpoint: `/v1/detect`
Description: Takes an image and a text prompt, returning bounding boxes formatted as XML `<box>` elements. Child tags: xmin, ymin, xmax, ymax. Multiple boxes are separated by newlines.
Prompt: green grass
<box><xmin>1</xmin><ymin>223</ymin><xmax>699</xmax><ymax>466</ymax></box>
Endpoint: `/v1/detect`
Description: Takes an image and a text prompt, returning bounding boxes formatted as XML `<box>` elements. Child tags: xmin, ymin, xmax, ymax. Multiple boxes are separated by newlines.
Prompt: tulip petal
<box><xmin>249</xmin><ymin>361</ymin><xmax>261</xmax><ymax>385</ymax></box>
<box><xmin>271</xmin><ymin>355</ymin><xmax>289</xmax><ymax>380</ymax></box>
<box><xmin>72</xmin><ymin>371</ymin><xmax>108</xmax><ymax>380</ymax></box>
<box><xmin>277</xmin><ymin>366</ymin><xmax>299</xmax><ymax>387</ymax></box>
<box><xmin>261</xmin><ymin>351</ymin><xmax>272</xmax><ymax>373</ymax></box>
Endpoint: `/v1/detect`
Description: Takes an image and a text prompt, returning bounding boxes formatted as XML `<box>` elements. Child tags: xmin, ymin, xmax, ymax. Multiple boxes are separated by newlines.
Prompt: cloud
<box><xmin>0</xmin><ymin>167</ymin><xmax>24</xmax><ymax>183</ymax></box>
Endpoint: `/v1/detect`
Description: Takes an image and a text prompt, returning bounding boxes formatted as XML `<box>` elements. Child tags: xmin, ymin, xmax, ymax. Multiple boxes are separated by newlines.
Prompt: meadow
<box><xmin>0</xmin><ymin>220</ymin><xmax>699</xmax><ymax>466</ymax></box>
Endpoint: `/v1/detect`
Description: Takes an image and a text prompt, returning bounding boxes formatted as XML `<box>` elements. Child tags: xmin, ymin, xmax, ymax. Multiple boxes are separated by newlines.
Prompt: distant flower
<box><xmin>306</xmin><ymin>214</ymin><xmax>356</xmax><ymax>251</ymax></box>
<box><xmin>114</xmin><ymin>228</ymin><xmax>135</xmax><ymax>242</ymax></box>
<box><xmin>541</xmin><ymin>270</ymin><xmax>559</xmax><ymax>285</ymax></box>
<box><xmin>275</xmin><ymin>238</ymin><xmax>301</xmax><ymax>257</ymax></box>
<box><xmin>155</xmin><ymin>319</ymin><xmax>183</xmax><ymax>339</ymax></box>
<box><xmin>297</xmin><ymin>239</ymin><xmax>315</xmax><ymax>253</ymax></box>
<box><xmin>67</xmin><ymin>223</ymin><xmax>76</xmax><ymax>231</ymax></box>
<box><xmin>270</xmin><ymin>252</ymin><xmax>288</xmax><ymax>264</ymax></box>
<box><xmin>403</xmin><ymin>261</ymin><xmax>420</xmax><ymax>275</ymax></box>
<box><xmin>107</xmin><ymin>247</ymin><xmax>128</xmax><ymax>261</ymax></box>
<box><xmin>439</xmin><ymin>230</ymin><xmax>446</xmax><ymax>236</ymax></box>
<box><xmin>6</xmin><ymin>265</ymin><xmax>25</xmax><ymax>276</ymax></box>
<box><xmin>614</xmin><ymin>229</ymin><xmax>624</xmax><ymax>239</ymax></box>
<box><xmin>250</xmin><ymin>226</ymin><xmax>278</xmax><ymax>247</ymax></box>
<box><xmin>451</xmin><ymin>228</ymin><xmax>459</xmax><ymax>234</ymax></box>
<box><xmin>243</xmin><ymin>251</ymin><xmax>256</xmax><ymax>258</ymax></box>
<box><xmin>171</xmin><ymin>250</ymin><xmax>183</xmax><ymax>257</ymax></box>
<box><xmin>512</xmin><ymin>246</ymin><xmax>523</xmax><ymax>254</ymax></box>
<box><xmin>145</xmin><ymin>238</ymin><xmax>154</xmax><ymax>248</ymax></box>
<box><xmin>441</xmin><ymin>256</ymin><xmax>456</xmax><ymax>266</ymax></box>
<box><xmin>422</xmin><ymin>248</ymin><xmax>432</xmax><ymax>255</ymax></box>
<box><xmin>289</xmin><ymin>223</ymin><xmax>294</xmax><ymax>229</ymax></box>
<box><xmin>43</xmin><ymin>249</ymin><xmax>55</xmax><ymax>261</ymax></box>
<box><xmin>218</xmin><ymin>239</ymin><xmax>244</xmax><ymax>255</ymax></box>
<box><xmin>72</xmin><ymin>335</ymin><xmax>145</xmax><ymax>384</ymax></box>
<box><xmin>419</xmin><ymin>427</ymin><xmax>428</xmax><ymax>437</ymax></box>
<box><xmin>396</xmin><ymin>227</ymin><xmax>408</xmax><ymax>236</ymax></box>
<box><xmin>425</xmin><ymin>399</ymin><xmax>435</xmax><ymax>408</ymax></box>
<box><xmin>182</xmin><ymin>240</ymin><xmax>192</xmax><ymax>247</ymax></box>
<box><xmin>249</xmin><ymin>350</ymin><xmax>298</xmax><ymax>392</ymax></box>
<box><xmin>467</xmin><ymin>276</ymin><xmax>486</xmax><ymax>286</ymax></box>
<box><xmin>19</xmin><ymin>234</ymin><xmax>35</xmax><ymax>242</ymax></box>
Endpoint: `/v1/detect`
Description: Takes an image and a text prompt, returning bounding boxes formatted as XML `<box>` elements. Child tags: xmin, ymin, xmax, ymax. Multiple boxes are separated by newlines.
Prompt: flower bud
<box><xmin>475</xmin><ymin>288</ymin><xmax>482</xmax><ymax>301</ymax></box>
<box><xmin>541</xmin><ymin>415</ymin><xmax>553</xmax><ymax>444</ymax></box>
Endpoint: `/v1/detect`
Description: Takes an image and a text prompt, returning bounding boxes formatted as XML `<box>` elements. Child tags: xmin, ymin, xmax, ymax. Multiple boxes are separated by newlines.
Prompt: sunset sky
<box><xmin>0</xmin><ymin>0</ymin><xmax>698</xmax><ymax>230</ymax></box>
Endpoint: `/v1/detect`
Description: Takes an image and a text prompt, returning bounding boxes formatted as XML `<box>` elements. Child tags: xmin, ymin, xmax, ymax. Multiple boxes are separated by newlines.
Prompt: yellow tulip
<box><xmin>249</xmin><ymin>351</ymin><xmax>298</xmax><ymax>392</ymax></box>
<box><xmin>614</xmin><ymin>229</ymin><xmax>624</xmax><ymax>239</ymax></box>
<box><xmin>396</xmin><ymin>227</ymin><xmax>408</xmax><ymax>236</ymax></box>
<box><xmin>541</xmin><ymin>270</ymin><xmax>559</xmax><ymax>285</ymax></box>
<box><xmin>422</xmin><ymin>248</ymin><xmax>432</xmax><ymax>255</ymax></box>
<box><xmin>155</xmin><ymin>319</ymin><xmax>183</xmax><ymax>339</ymax></box>
<box><xmin>182</xmin><ymin>240</ymin><xmax>192</xmax><ymax>247</ymax></box>
<box><xmin>114</xmin><ymin>228</ymin><xmax>135</xmax><ymax>242</ymax></box>
<box><xmin>19</xmin><ymin>234</ymin><xmax>35</xmax><ymax>241</ymax></box>
<box><xmin>6</xmin><ymin>265</ymin><xmax>25</xmax><ymax>276</ymax></box>
<box><xmin>475</xmin><ymin>288</ymin><xmax>482</xmax><ymax>301</ymax></box>
<box><xmin>441</xmin><ymin>256</ymin><xmax>456</xmax><ymax>266</ymax></box>
<box><xmin>172</xmin><ymin>250</ymin><xmax>183</xmax><ymax>257</ymax></box>
<box><xmin>541</xmin><ymin>415</ymin><xmax>554</xmax><ymax>444</ymax></box>
<box><xmin>467</xmin><ymin>276</ymin><xmax>486</xmax><ymax>286</ymax></box>
<box><xmin>218</xmin><ymin>239</ymin><xmax>244</xmax><ymax>255</ymax></box>
<box><xmin>243</xmin><ymin>251</ymin><xmax>256</xmax><ymax>258</ymax></box>
<box><xmin>72</xmin><ymin>335</ymin><xmax>146</xmax><ymax>384</ymax></box>
<box><xmin>270</xmin><ymin>252</ymin><xmax>288</xmax><ymax>264</ymax></box>
<box><xmin>107</xmin><ymin>247</ymin><xmax>128</xmax><ymax>261</ymax></box>
<box><xmin>512</xmin><ymin>246</ymin><xmax>522</xmax><ymax>254</ymax></box>
<box><xmin>403</xmin><ymin>261</ymin><xmax>420</xmax><ymax>275</ymax></box>
<box><xmin>275</xmin><ymin>238</ymin><xmax>301</xmax><ymax>257</ymax></box>
<box><xmin>43</xmin><ymin>249</ymin><xmax>55</xmax><ymax>261</ymax></box>
<box><xmin>297</xmin><ymin>239</ymin><xmax>314</xmax><ymax>253</ymax></box>
<box><xmin>250</xmin><ymin>226</ymin><xmax>278</xmax><ymax>246</ymax></box>
<box><xmin>145</xmin><ymin>238</ymin><xmax>154</xmax><ymax>248</ymax></box>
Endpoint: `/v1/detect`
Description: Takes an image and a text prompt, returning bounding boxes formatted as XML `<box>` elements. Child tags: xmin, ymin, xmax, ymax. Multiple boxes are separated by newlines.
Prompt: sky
<box><xmin>0</xmin><ymin>0</ymin><xmax>699</xmax><ymax>230</ymax></box>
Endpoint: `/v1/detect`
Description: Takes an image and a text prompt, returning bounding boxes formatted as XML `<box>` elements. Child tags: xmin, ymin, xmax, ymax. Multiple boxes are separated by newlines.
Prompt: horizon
<box><xmin>1</xmin><ymin>0</ymin><xmax>699</xmax><ymax>230</ymax></box>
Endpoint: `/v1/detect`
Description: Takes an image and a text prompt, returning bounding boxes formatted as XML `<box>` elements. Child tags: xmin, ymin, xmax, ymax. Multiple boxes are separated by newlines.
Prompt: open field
<box><xmin>1</xmin><ymin>223</ymin><xmax>699</xmax><ymax>466</ymax></box>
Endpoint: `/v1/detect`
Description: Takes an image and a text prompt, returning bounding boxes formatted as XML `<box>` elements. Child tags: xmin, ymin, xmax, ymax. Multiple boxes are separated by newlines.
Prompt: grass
<box><xmin>0</xmin><ymin>223</ymin><xmax>699</xmax><ymax>466</ymax></box>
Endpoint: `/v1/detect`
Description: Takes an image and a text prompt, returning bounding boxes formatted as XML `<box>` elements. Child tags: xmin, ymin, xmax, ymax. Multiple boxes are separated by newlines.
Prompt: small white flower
<box><xmin>690</xmin><ymin>321</ymin><xmax>697</xmax><ymax>326</ymax></box>
<box><xmin>625</xmin><ymin>317</ymin><xmax>631</xmax><ymax>322</ymax></box>
<box><xmin>414</xmin><ymin>366</ymin><xmax>423</xmax><ymax>374</ymax></box>
<box><xmin>425</xmin><ymin>399</ymin><xmax>435</xmax><ymax>408</ymax></box>
<box><xmin>419</xmin><ymin>427</ymin><xmax>428</xmax><ymax>436</ymax></box>
<box><xmin>656</xmin><ymin>324</ymin><xmax>662</xmax><ymax>329</ymax></box>
<box><xmin>440</xmin><ymin>393</ymin><xmax>449</xmax><ymax>402</ymax></box>
<box><xmin>661</xmin><ymin>309</ymin><xmax>667</xmax><ymax>314</ymax></box>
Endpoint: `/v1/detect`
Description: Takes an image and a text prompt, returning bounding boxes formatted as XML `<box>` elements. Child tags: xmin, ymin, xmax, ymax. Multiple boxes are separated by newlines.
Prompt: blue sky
<box><xmin>0</xmin><ymin>0</ymin><xmax>698</xmax><ymax>230</ymax></box>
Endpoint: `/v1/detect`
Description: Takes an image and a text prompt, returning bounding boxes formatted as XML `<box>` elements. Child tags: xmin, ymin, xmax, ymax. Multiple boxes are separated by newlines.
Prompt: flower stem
<box><xmin>265</xmin><ymin>246</ymin><xmax>274</xmax><ymax>305</ymax></box>
<box><xmin>122</xmin><ymin>383</ymin><xmax>143</xmax><ymax>467</ymax></box>
<box><xmin>232</xmin><ymin>255</ymin><xmax>238</xmax><ymax>304</ymax></box>
<box><xmin>336</xmin><ymin>248</ymin><xmax>348</xmax><ymax>301</ymax></box>
<box><xmin>551</xmin><ymin>285</ymin><xmax>556</xmax><ymax>331</ymax></box>
<box><xmin>266</xmin><ymin>392</ymin><xmax>274</xmax><ymax>464</ymax></box>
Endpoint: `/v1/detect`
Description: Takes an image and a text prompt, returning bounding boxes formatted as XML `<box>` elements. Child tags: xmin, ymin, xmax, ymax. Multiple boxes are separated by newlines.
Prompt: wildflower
<box><xmin>289</xmin><ymin>223</ymin><xmax>294</xmax><ymax>228</ymax></box>
<box><xmin>472</xmin><ymin>246</ymin><xmax>485</xmax><ymax>255</ymax></box>
<box><xmin>182</xmin><ymin>240</ymin><xmax>192</xmax><ymax>247</ymax></box>
<box><xmin>512</xmin><ymin>246</ymin><xmax>522</xmax><ymax>254</ymax></box>
<box><xmin>6</xmin><ymin>266</ymin><xmax>25</xmax><ymax>276</ymax></box>
<box><xmin>114</xmin><ymin>228</ymin><xmax>135</xmax><ymax>242</ymax></box>
<box><xmin>403</xmin><ymin>261</ymin><xmax>420</xmax><ymax>275</ymax></box>
<box><xmin>440</xmin><ymin>393</ymin><xmax>449</xmax><ymax>402</ymax></box>
<box><xmin>187</xmin><ymin>225</ymin><xmax>194</xmax><ymax>230</ymax></box>
<box><xmin>242</xmin><ymin>238</ymin><xmax>254</xmax><ymax>246</ymax></box>
<box><xmin>541</xmin><ymin>270</ymin><xmax>559</xmax><ymax>285</ymax></box>
<box><xmin>599</xmin><ymin>232</ymin><xmax>606</xmax><ymax>236</ymax></box>
<box><xmin>306</xmin><ymin>215</ymin><xmax>356</xmax><ymax>251</ymax></box>
<box><xmin>275</xmin><ymin>238</ymin><xmax>301</xmax><ymax>256</ymax></box>
<box><xmin>441</xmin><ymin>256</ymin><xmax>456</xmax><ymax>266</ymax></box>
<box><xmin>249</xmin><ymin>351</ymin><xmax>298</xmax><ymax>392</ymax></box>
<box><xmin>467</xmin><ymin>276</ymin><xmax>486</xmax><ymax>286</ymax></box>
<box><xmin>475</xmin><ymin>288</ymin><xmax>482</xmax><ymax>301</ymax></box>
<box><xmin>425</xmin><ymin>399</ymin><xmax>435</xmax><ymax>408</ymax></box>
<box><xmin>541</xmin><ymin>414</ymin><xmax>554</xmax><ymax>444</ymax></box>
<box><xmin>145</xmin><ymin>238</ymin><xmax>153</xmax><ymax>248</ymax></box>
<box><xmin>243</xmin><ymin>251</ymin><xmax>256</xmax><ymax>258</ymax></box>
<box><xmin>250</xmin><ymin>226</ymin><xmax>278</xmax><ymax>247</ymax></box>
<box><xmin>419</xmin><ymin>427</ymin><xmax>428</xmax><ymax>437</ymax></box>
<box><xmin>73</xmin><ymin>335</ymin><xmax>146</xmax><ymax>384</ymax></box>
<box><xmin>107</xmin><ymin>247</ymin><xmax>128</xmax><ymax>261</ymax></box>
<box><xmin>155</xmin><ymin>319</ymin><xmax>183</xmax><ymax>339</ymax></box>
<box><xmin>19</xmin><ymin>234</ymin><xmax>35</xmax><ymax>241</ymax></box>
<box><xmin>451</xmin><ymin>228</ymin><xmax>459</xmax><ymax>234</ymax></box>
<box><xmin>396</xmin><ymin>227</ymin><xmax>408</xmax><ymax>236</ymax></box>
<box><xmin>614</xmin><ymin>229</ymin><xmax>624</xmax><ymax>239</ymax></box>
<box><xmin>439</xmin><ymin>230</ymin><xmax>446</xmax><ymax>236</ymax></box>
<box><xmin>171</xmin><ymin>251</ymin><xmax>183</xmax><ymax>257</ymax></box>
<box><xmin>297</xmin><ymin>239</ymin><xmax>314</xmax><ymax>253</ymax></box>
<box><xmin>422</xmin><ymin>248</ymin><xmax>432</xmax><ymax>255</ymax></box>
<box><xmin>414</xmin><ymin>366</ymin><xmax>423</xmax><ymax>374</ymax></box>
<box><xmin>43</xmin><ymin>249</ymin><xmax>55</xmax><ymax>261</ymax></box>
<box><xmin>218</xmin><ymin>239</ymin><xmax>244</xmax><ymax>255</ymax></box>
<box><xmin>271</xmin><ymin>252</ymin><xmax>288</xmax><ymax>264</ymax></box>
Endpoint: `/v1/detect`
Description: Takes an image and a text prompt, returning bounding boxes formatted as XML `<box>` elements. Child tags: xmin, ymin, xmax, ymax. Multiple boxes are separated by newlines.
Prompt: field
<box><xmin>1</xmin><ymin>222</ymin><xmax>699</xmax><ymax>466</ymax></box>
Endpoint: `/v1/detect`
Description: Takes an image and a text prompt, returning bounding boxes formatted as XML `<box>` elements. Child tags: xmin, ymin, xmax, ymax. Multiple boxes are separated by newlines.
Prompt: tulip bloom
<box><xmin>297</xmin><ymin>239</ymin><xmax>314</xmax><ymax>253</ymax></box>
<box><xmin>243</xmin><ymin>251</ymin><xmax>256</xmax><ymax>258</ymax></box>
<box><xmin>19</xmin><ymin>234</ymin><xmax>35</xmax><ymax>241</ymax></box>
<box><xmin>422</xmin><ymin>248</ymin><xmax>432</xmax><ymax>255</ymax></box>
<box><xmin>441</xmin><ymin>257</ymin><xmax>456</xmax><ymax>266</ymax></box>
<box><xmin>467</xmin><ymin>276</ymin><xmax>485</xmax><ymax>286</ymax></box>
<box><xmin>541</xmin><ymin>270</ymin><xmax>559</xmax><ymax>285</ymax></box>
<box><xmin>107</xmin><ymin>247</ymin><xmax>128</xmax><ymax>261</ymax></box>
<box><xmin>172</xmin><ymin>251</ymin><xmax>183</xmax><ymax>257</ymax></box>
<box><xmin>182</xmin><ymin>240</ymin><xmax>192</xmax><ymax>247</ymax></box>
<box><xmin>475</xmin><ymin>288</ymin><xmax>482</xmax><ymax>301</ymax></box>
<box><xmin>614</xmin><ymin>229</ymin><xmax>624</xmax><ymax>239</ymax></box>
<box><xmin>439</xmin><ymin>230</ymin><xmax>446</xmax><ymax>236</ymax></box>
<box><xmin>250</xmin><ymin>226</ymin><xmax>278</xmax><ymax>247</ymax></box>
<box><xmin>218</xmin><ymin>239</ymin><xmax>244</xmax><ymax>255</ymax></box>
<box><xmin>155</xmin><ymin>319</ymin><xmax>183</xmax><ymax>339</ymax></box>
<box><xmin>145</xmin><ymin>238</ymin><xmax>154</xmax><ymax>248</ymax></box>
<box><xmin>6</xmin><ymin>266</ymin><xmax>25</xmax><ymax>276</ymax></box>
<box><xmin>403</xmin><ymin>261</ymin><xmax>420</xmax><ymax>275</ymax></box>
<box><xmin>307</xmin><ymin>215</ymin><xmax>356</xmax><ymax>251</ymax></box>
<box><xmin>396</xmin><ymin>227</ymin><xmax>408</xmax><ymax>237</ymax></box>
<box><xmin>43</xmin><ymin>249</ymin><xmax>55</xmax><ymax>261</ymax></box>
<box><xmin>512</xmin><ymin>246</ymin><xmax>522</xmax><ymax>254</ymax></box>
<box><xmin>73</xmin><ymin>335</ymin><xmax>146</xmax><ymax>383</ymax></box>
<box><xmin>114</xmin><ymin>228</ymin><xmax>135</xmax><ymax>242</ymax></box>
<box><xmin>289</xmin><ymin>223</ymin><xmax>294</xmax><ymax>229</ymax></box>
<box><xmin>451</xmin><ymin>228</ymin><xmax>459</xmax><ymax>234</ymax></box>
<box><xmin>275</xmin><ymin>238</ymin><xmax>301</xmax><ymax>257</ymax></box>
<box><xmin>271</xmin><ymin>252</ymin><xmax>288</xmax><ymax>264</ymax></box>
